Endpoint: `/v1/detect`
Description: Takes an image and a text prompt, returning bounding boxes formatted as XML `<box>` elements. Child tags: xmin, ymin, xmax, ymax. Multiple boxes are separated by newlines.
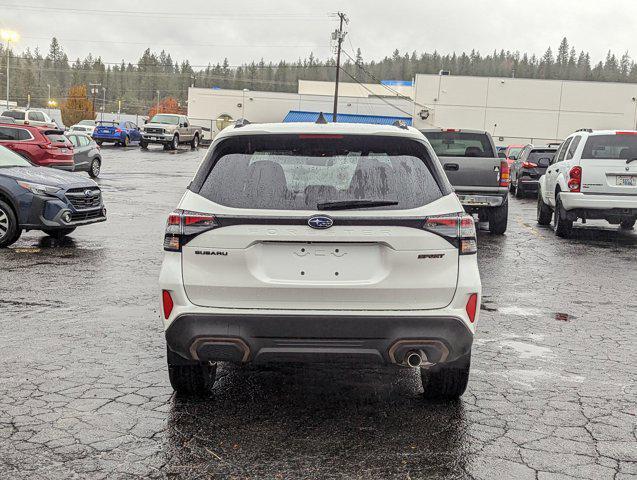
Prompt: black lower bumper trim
<box><xmin>165</xmin><ymin>313</ymin><xmax>473</xmax><ymax>365</ymax></box>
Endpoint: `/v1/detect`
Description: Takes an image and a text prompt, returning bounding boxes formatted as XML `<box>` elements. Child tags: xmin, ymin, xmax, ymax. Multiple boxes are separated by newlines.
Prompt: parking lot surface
<box><xmin>0</xmin><ymin>145</ymin><xmax>636</xmax><ymax>480</ymax></box>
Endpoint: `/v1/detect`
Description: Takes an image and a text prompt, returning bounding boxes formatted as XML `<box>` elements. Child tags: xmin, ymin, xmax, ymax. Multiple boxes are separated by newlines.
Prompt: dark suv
<box><xmin>0</xmin><ymin>145</ymin><xmax>106</xmax><ymax>247</ymax></box>
<box><xmin>509</xmin><ymin>145</ymin><xmax>557</xmax><ymax>198</ymax></box>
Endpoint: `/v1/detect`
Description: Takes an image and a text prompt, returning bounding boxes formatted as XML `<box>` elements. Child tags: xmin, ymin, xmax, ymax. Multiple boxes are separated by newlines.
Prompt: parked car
<box><xmin>66</xmin><ymin>132</ymin><xmax>102</xmax><ymax>178</ymax></box>
<box><xmin>69</xmin><ymin>119</ymin><xmax>97</xmax><ymax>136</ymax></box>
<box><xmin>159</xmin><ymin>121</ymin><xmax>481</xmax><ymax>399</ymax></box>
<box><xmin>0</xmin><ymin>116</ymin><xmax>16</xmax><ymax>124</ymax></box>
<box><xmin>93</xmin><ymin>120</ymin><xmax>142</xmax><ymax>147</ymax></box>
<box><xmin>0</xmin><ymin>145</ymin><xmax>107</xmax><ymax>247</ymax></box>
<box><xmin>0</xmin><ymin>124</ymin><xmax>74</xmax><ymax>171</ymax></box>
<box><xmin>538</xmin><ymin>129</ymin><xmax>637</xmax><ymax>237</ymax></box>
<box><xmin>504</xmin><ymin>144</ymin><xmax>525</xmax><ymax>166</ymax></box>
<box><xmin>1</xmin><ymin>109</ymin><xmax>58</xmax><ymax>128</ymax></box>
<box><xmin>510</xmin><ymin>145</ymin><xmax>557</xmax><ymax>197</ymax></box>
<box><xmin>497</xmin><ymin>146</ymin><xmax>507</xmax><ymax>159</ymax></box>
<box><xmin>420</xmin><ymin>128</ymin><xmax>510</xmax><ymax>234</ymax></box>
<box><xmin>140</xmin><ymin>114</ymin><xmax>202</xmax><ymax>150</ymax></box>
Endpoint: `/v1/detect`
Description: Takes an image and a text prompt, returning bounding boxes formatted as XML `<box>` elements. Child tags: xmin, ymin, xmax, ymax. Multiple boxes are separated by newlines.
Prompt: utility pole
<box><xmin>89</xmin><ymin>83</ymin><xmax>101</xmax><ymax>114</ymax></box>
<box><xmin>156</xmin><ymin>90</ymin><xmax>160</xmax><ymax>114</ymax></box>
<box><xmin>101</xmin><ymin>87</ymin><xmax>106</xmax><ymax>122</ymax></box>
<box><xmin>331</xmin><ymin>12</ymin><xmax>348</xmax><ymax>123</ymax></box>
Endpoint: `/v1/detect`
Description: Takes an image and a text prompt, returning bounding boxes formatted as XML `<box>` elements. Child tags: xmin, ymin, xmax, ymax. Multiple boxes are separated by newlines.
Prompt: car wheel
<box><xmin>620</xmin><ymin>218</ymin><xmax>636</xmax><ymax>230</ymax></box>
<box><xmin>421</xmin><ymin>351</ymin><xmax>471</xmax><ymax>400</ymax></box>
<box><xmin>89</xmin><ymin>158</ymin><xmax>101</xmax><ymax>178</ymax></box>
<box><xmin>554</xmin><ymin>194</ymin><xmax>573</xmax><ymax>238</ymax></box>
<box><xmin>140</xmin><ymin>141</ymin><xmax>148</xmax><ymax>150</ymax></box>
<box><xmin>43</xmin><ymin>227</ymin><xmax>76</xmax><ymax>239</ymax></box>
<box><xmin>536</xmin><ymin>191</ymin><xmax>553</xmax><ymax>226</ymax></box>
<box><xmin>509</xmin><ymin>181</ymin><xmax>516</xmax><ymax>194</ymax></box>
<box><xmin>167</xmin><ymin>347</ymin><xmax>216</xmax><ymax>396</ymax></box>
<box><xmin>123</xmin><ymin>135</ymin><xmax>130</xmax><ymax>147</ymax></box>
<box><xmin>488</xmin><ymin>197</ymin><xmax>508</xmax><ymax>235</ymax></box>
<box><xmin>190</xmin><ymin>134</ymin><xmax>199</xmax><ymax>149</ymax></box>
<box><xmin>171</xmin><ymin>134</ymin><xmax>179</xmax><ymax>150</ymax></box>
<box><xmin>0</xmin><ymin>200</ymin><xmax>21</xmax><ymax>248</ymax></box>
<box><xmin>515</xmin><ymin>183</ymin><xmax>524</xmax><ymax>198</ymax></box>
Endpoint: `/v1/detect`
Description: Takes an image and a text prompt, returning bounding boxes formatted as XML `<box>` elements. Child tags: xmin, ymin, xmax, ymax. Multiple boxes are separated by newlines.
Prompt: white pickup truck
<box><xmin>537</xmin><ymin>129</ymin><xmax>637</xmax><ymax>237</ymax></box>
<box><xmin>140</xmin><ymin>114</ymin><xmax>202</xmax><ymax>150</ymax></box>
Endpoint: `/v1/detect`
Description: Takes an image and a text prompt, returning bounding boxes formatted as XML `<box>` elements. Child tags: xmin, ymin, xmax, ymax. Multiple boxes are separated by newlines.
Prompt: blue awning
<box><xmin>283</xmin><ymin>110</ymin><xmax>412</xmax><ymax>126</ymax></box>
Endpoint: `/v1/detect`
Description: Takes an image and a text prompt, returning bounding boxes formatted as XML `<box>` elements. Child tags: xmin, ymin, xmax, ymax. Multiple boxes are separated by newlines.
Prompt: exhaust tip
<box><xmin>405</xmin><ymin>351</ymin><xmax>423</xmax><ymax>368</ymax></box>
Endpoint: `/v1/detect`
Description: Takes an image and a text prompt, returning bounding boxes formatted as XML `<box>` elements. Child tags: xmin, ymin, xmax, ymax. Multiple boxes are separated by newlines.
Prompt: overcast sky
<box><xmin>1</xmin><ymin>0</ymin><xmax>636</xmax><ymax>69</ymax></box>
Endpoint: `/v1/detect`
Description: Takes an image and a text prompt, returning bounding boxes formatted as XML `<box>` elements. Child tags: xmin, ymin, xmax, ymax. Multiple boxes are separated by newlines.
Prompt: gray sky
<box><xmin>1</xmin><ymin>0</ymin><xmax>635</xmax><ymax>68</ymax></box>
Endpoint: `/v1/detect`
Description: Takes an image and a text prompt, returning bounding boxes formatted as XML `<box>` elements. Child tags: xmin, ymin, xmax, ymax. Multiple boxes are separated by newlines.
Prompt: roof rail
<box><xmin>392</xmin><ymin>120</ymin><xmax>409</xmax><ymax>130</ymax></box>
<box><xmin>235</xmin><ymin>118</ymin><xmax>250</xmax><ymax>128</ymax></box>
<box><xmin>576</xmin><ymin>128</ymin><xmax>593</xmax><ymax>133</ymax></box>
<box><xmin>316</xmin><ymin>112</ymin><xmax>328</xmax><ymax>124</ymax></box>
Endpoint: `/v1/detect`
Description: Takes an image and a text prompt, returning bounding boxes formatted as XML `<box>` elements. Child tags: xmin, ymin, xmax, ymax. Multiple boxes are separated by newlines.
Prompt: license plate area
<box><xmin>249</xmin><ymin>242</ymin><xmax>387</xmax><ymax>284</ymax></box>
<box><xmin>616</xmin><ymin>175</ymin><xmax>637</xmax><ymax>186</ymax></box>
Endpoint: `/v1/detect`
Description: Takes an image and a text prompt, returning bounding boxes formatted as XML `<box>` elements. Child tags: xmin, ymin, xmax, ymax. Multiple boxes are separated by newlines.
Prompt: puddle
<box><xmin>501</xmin><ymin>340</ymin><xmax>553</xmax><ymax>359</ymax></box>
<box><xmin>555</xmin><ymin>312</ymin><xmax>577</xmax><ymax>322</ymax></box>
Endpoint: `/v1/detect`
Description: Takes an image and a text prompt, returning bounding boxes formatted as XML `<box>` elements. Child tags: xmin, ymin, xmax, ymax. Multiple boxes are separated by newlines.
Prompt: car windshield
<box><xmin>2</xmin><ymin>110</ymin><xmax>25</xmax><ymax>120</ymax></box>
<box><xmin>422</xmin><ymin>131</ymin><xmax>495</xmax><ymax>158</ymax></box>
<box><xmin>582</xmin><ymin>134</ymin><xmax>637</xmax><ymax>160</ymax></box>
<box><xmin>0</xmin><ymin>145</ymin><xmax>31</xmax><ymax>167</ymax></box>
<box><xmin>79</xmin><ymin>120</ymin><xmax>95</xmax><ymax>126</ymax></box>
<box><xmin>192</xmin><ymin>134</ymin><xmax>449</xmax><ymax>211</ymax></box>
<box><xmin>150</xmin><ymin>114</ymin><xmax>180</xmax><ymax>125</ymax></box>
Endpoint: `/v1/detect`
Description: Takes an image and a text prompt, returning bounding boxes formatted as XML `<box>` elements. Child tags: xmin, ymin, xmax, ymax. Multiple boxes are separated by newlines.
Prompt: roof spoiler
<box><xmin>235</xmin><ymin>118</ymin><xmax>251</xmax><ymax>128</ymax></box>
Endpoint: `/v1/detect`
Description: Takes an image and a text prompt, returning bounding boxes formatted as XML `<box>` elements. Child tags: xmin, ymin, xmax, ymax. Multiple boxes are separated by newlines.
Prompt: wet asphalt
<box><xmin>0</xmin><ymin>145</ymin><xmax>636</xmax><ymax>480</ymax></box>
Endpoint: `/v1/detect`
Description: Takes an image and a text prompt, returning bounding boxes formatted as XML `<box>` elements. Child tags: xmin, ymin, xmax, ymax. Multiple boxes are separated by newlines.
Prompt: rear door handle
<box><xmin>444</xmin><ymin>163</ymin><xmax>459</xmax><ymax>171</ymax></box>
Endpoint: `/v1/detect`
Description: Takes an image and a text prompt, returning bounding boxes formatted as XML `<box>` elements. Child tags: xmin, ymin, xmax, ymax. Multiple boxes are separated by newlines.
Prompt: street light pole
<box><xmin>156</xmin><ymin>90</ymin><xmax>160</xmax><ymax>114</ymax></box>
<box><xmin>242</xmin><ymin>88</ymin><xmax>249</xmax><ymax>119</ymax></box>
<box><xmin>1</xmin><ymin>30</ymin><xmax>19</xmax><ymax>109</ymax></box>
<box><xmin>47</xmin><ymin>84</ymin><xmax>51</xmax><ymax>114</ymax></box>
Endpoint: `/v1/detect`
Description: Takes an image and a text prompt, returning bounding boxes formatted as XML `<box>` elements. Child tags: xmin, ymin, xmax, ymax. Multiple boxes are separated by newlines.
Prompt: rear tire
<box><xmin>89</xmin><ymin>158</ymin><xmax>101</xmax><ymax>178</ymax></box>
<box><xmin>537</xmin><ymin>191</ymin><xmax>553</xmax><ymax>226</ymax></box>
<box><xmin>620</xmin><ymin>218</ymin><xmax>636</xmax><ymax>230</ymax></box>
<box><xmin>43</xmin><ymin>227</ymin><xmax>76</xmax><ymax>239</ymax></box>
<box><xmin>554</xmin><ymin>194</ymin><xmax>574</xmax><ymax>238</ymax></box>
<box><xmin>515</xmin><ymin>183</ymin><xmax>525</xmax><ymax>198</ymax></box>
<box><xmin>0</xmin><ymin>200</ymin><xmax>21</xmax><ymax>248</ymax></box>
<box><xmin>167</xmin><ymin>348</ymin><xmax>216</xmax><ymax>396</ymax></box>
<box><xmin>190</xmin><ymin>134</ymin><xmax>199</xmax><ymax>149</ymax></box>
<box><xmin>488</xmin><ymin>197</ymin><xmax>508</xmax><ymax>235</ymax></box>
<box><xmin>421</xmin><ymin>351</ymin><xmax>471</xmax><ymax>400</ymax></box>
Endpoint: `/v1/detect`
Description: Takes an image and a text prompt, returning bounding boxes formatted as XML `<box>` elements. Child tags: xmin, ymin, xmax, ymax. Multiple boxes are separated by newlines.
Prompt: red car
<box><xmin>0</xmin><ymin>123</ymin><xmax>74</xmax><ymax>170</ymax></box>
<box><xmin>504</xmin><ymin>145</ymin><xmax>524</xmax><ymax>166</ymax></box>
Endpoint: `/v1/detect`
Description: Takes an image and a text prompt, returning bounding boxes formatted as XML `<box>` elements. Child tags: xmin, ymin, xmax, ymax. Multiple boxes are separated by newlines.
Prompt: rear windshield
<box><xmin>45</xmin><ymin>133</ymin><xmax>68</xmax><ymax>144</ymax></box>
<box><xmin>192</xmin><ymin>134</ymin><xmax>450</xmax><ymax>211</ymax></box>
<box><xmin>528</xmin><ymin>150</ymin><xmax>556</xmax><ymax>163</ymax></box>
<box><xmin>582</xmin><ymin>135</ymin><xmax>637</xmax><ymax>160</ymax></box>
<box><xmin>507</xmin><ymin>147</ymin><xmax>523</xmax><ymax>158</ymax></box>
<box><xmin>422</xmin><ymin>131</ymin><xmax>495</xmax><ymax>158</ymax></box>
<box><xmin>97</xmin><ymin>121</ymin><xmax>117</xmax><ymax>126</ymax></box>
<box><xmin>2</xmin><ymin>110</ymin><xmax>25</xmax><ymax>120</ymax></box>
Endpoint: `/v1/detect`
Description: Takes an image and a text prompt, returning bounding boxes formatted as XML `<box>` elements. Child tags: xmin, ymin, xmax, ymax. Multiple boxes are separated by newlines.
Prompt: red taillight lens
<box><xmin>521</xmin><ymin>161</ymin><xmax>537</xmax><ymax>169</ymax></box>
<box><xmin>164</xmin><ymin>210</ymin><xmax>219</xmax><ymax>252</ymax></box>
<box><xmin>568</xmin><ymin>166</ymin><xmax>582</xmax><ymax>192</ymax></box>
<box><xmin>499</xmin><ymin>160</ymin><xmax>510</xmax><ymax>187</ymax></box>
<box><xmin>423</xmin><ymin>213</ymin><xmax>477</xmax><ymax>255</ymax></box>
<box><xmin>466</xmin><ymin>293</ymin><xmax>478</xmax><ymax>323</ymax></box>
<box><xmin>115</xmin><ymin>128</ymin><xmax>122</xmax><ymax>133</ymax></box>
<box><xmin>162</xmin><ymin>290</ymin><xmax>174</xmax><ymax>319</ymax></box>
<box><xmin>616</xmin><ymin>131</ymin><xmax>637</xmax><ymax>135</ymax></box>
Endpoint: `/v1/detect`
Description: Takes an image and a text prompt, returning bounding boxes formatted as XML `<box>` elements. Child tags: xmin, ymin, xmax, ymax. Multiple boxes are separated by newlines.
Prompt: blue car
<box><xmin>0</xmin><ymin>145</ymin><xmax>106</xmax><ymax>247</ymax></box>
<box><xmin>92</xmin><ymin>120</ymin><xmax>142</xmax><ymax>147</ymax></box>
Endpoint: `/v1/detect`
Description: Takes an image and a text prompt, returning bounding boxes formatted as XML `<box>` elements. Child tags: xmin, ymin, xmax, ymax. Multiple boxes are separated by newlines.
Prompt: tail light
<box><xmin>568</xmin><ymin>166</ymin><xmax>582</xmax><ymax>193</ymax></box>
<box><xmin>466</xmin><ymin>293</ymin><xmax>478</xmax><ymax>323</ymax></box>
<box><xmin>422</xmin><ymin>213</ymin><xmax>477</xmax><ymax>255</ymax></box>
<box><xmin>164</xmin><ymin>209</ymin><xmax>219</xmax><ymax>252</ymax></box>
<box><xmin>499</xmin><ymin>160</ymin><xmax>510</xmax><ymax>187</ymax></box>
<box><xmin>521</xmin><ymin>161</ymin><xmax>537</xmax><ymax>169</ymax></box>
<box><xmin>162</xmin><ymin>290</ymin><xmax>174</xmax><ymax>319</ymax></box>
<box><xmin>115</xmin><ymin>128</ymin><xmax>122</xmax><ymax>133</ymax></box>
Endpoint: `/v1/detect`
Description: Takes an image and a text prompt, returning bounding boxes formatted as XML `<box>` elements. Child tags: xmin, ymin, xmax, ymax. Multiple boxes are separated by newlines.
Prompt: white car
<box><xmin>538</xmin><ymin>129</ymin><xmax>637</xmax><ymax>236</ymax></box>
<box><xmin>159</xmin><ymin>121</ymin><xmax>481</xmax><ymax>399</ymax></box>
<box><xmin>69</xmin><ymin>119</ymin><xmax>96</xmax><ymax>135</ymax></box>
<box><xmin>0</xmin><ymin>108</ymin><xmax>57</xmax><ymax>128</ymax></box>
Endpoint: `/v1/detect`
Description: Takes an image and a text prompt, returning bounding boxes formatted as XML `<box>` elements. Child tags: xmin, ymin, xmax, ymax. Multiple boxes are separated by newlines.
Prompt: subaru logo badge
<box><xmin>84</xmin><ymin>189</ymin><xmax>93</xmax><ymax>198</ymax></box>
<box><xmin>308</xmin><ymin>215</ymin><xmax>333</xmax><ymax>229</ymax></box>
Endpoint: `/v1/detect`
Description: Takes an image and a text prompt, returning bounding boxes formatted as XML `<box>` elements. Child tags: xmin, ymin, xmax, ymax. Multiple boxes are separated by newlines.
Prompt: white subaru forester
<box><xmin>159</xmin><ymin>121</ymin><xmax>481</xmax><ymax>400</ymax></box>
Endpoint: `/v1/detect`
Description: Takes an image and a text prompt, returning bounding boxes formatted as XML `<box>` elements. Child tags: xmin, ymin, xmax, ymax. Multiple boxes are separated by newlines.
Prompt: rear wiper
<box><xmin>626</xmin><ymin>158</ymin><xmax>637</xmax><ymax>164</ymax></box>
<box><xmin>316</xmin><ymin>199</ymin><xmax>399</xmax><ymax>211</ymax></box>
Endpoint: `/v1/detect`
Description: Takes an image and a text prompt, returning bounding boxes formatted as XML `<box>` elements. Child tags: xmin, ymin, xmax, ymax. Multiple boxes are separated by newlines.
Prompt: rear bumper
<box><xmin>560</xmin><ymin>192</ymin><xmax>637</xmax><ymax>211</ymax></box>
<box><xmin>166</xmin><ymin>313</ymin><xmax>474</xmax><ymax>366</ymax></box>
